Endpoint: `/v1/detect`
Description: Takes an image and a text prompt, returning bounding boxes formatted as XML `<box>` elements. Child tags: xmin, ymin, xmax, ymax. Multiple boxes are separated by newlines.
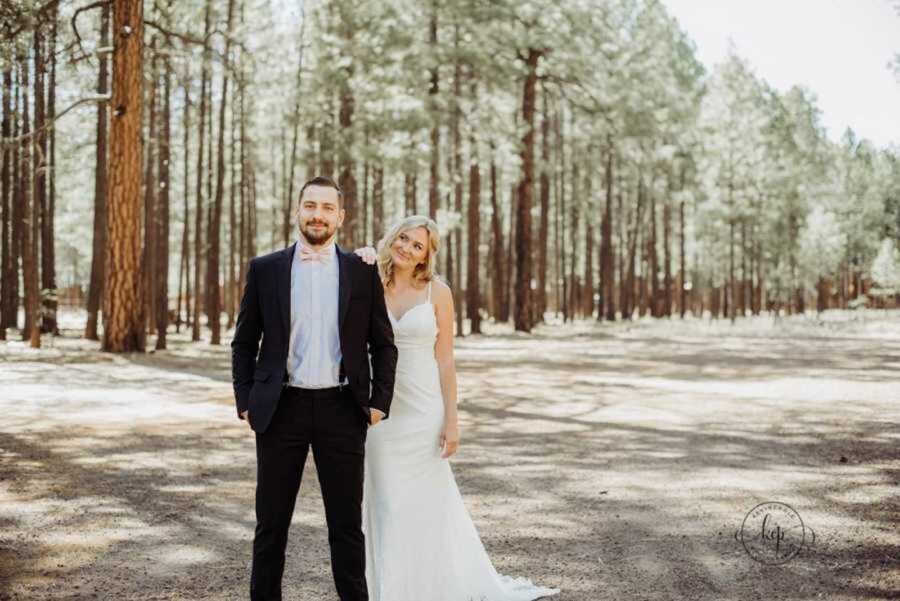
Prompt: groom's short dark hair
<box><xmin>298</xmin><ymin>175</ymin><xmax>343</xmax><ymax>206</ymax></box>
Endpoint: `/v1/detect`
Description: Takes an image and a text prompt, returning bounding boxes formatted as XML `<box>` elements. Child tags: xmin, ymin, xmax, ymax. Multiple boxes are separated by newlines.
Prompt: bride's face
<box><xmin>391</xmin><ymin>227</ymin><xmax>429</xmax><ymax>270</ymax></box>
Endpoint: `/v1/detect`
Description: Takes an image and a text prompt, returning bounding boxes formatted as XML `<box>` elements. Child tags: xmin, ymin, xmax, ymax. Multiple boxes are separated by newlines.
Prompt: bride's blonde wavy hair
<box><xmin>376</xmin><ymin>215</ymin><xmax>441</xmax><ymax>290</ymax></box>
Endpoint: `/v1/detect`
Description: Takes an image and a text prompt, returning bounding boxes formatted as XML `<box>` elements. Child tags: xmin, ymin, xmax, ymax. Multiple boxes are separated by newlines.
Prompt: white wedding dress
<box><xmin>362</xmin><ymin>280</ymin><xmax>560</xmax><ymax>601</ymax></box>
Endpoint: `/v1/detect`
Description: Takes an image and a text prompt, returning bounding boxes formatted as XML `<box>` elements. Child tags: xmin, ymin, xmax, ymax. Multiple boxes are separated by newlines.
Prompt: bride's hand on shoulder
<box><xmin>439</xmin><ymin>419</ymin><xmax>460</xmax><ymax>458</ymax></box>
<box><xmin>353</xmin><ymin>245</ymin><xmax>377</xmax><ymax>265</ymax></box>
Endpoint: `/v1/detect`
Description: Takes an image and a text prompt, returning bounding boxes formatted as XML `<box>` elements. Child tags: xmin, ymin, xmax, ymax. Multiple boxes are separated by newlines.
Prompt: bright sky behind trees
<box><xmin>661</xmin><ymin>0</ymin><xmax>900</xmax><ymax>148</ymax></box>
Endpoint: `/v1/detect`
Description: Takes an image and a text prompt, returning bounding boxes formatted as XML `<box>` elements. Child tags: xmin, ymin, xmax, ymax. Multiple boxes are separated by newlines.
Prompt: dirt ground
<box><xmin>1</xmin><ymin>309</ymin><xmax>898</xmax><ymax>600</ymax></box>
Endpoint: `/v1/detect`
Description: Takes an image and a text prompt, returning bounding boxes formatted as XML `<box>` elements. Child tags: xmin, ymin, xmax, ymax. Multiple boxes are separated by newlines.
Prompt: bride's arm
<box><xmin>432</xmin><ymin>278</ymin><xmax>460</xmax><ymax>458</ymax></box>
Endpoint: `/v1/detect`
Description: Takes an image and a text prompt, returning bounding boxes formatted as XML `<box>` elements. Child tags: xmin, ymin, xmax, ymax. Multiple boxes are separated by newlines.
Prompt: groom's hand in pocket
<box><xmin>240</xmin><ymin>409</ymin><xmax>250</xmax><ymax>427</ymax></box>
<box><xmin>369</xmin><ymin>408</ymin><xmax>385</xmax><ymax>427</ymax></box>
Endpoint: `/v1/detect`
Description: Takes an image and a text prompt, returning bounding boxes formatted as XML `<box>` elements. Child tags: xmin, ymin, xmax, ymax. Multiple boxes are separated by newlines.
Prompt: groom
<box><xmin>231</xmin><ymin>175</ymin><xmax>397</xmax><ymax>601</ymax></box>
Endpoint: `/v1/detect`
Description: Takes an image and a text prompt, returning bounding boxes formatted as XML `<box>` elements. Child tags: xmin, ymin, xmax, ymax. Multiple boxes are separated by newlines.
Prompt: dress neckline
<box><xmin>386</xmin><ymin>280</ymin><xmax>433</xmax><ymax>324</ymax></box>
<box><xmin>387</xmin><ymin>300</ymin><xmax>432</xmax><ymax>325</ymax></box>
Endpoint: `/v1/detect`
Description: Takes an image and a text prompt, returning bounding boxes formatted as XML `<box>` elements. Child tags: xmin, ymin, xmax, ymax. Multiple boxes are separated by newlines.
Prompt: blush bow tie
<box><xmin>299</xmin><ymin>243</ymin><xmax>334</xmax><ymax>263</ymax></box>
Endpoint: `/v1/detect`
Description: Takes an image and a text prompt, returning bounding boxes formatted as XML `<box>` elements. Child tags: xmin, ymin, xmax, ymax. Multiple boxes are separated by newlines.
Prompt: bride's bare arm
<box><xmin>432</xmin><ymin>278</ymin><xmax>460</xmax><ymax>457</ymax></box>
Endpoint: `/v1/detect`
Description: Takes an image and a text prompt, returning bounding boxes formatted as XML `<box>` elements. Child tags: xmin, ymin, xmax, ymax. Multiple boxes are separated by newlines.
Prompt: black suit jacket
<box><xmin>231</xmin><ymin>241</ymin><xmax>398</xmax><ymax>434</ymax></box>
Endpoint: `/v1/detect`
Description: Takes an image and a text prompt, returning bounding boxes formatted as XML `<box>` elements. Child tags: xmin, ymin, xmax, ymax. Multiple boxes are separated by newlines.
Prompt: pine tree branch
<box><xmin>0</xmin><ymin>94</ymin><xmax>110</xmax><ymax>149</ymax></box>
<box><xmin>143</xmin><ymin>19</ymin><xmax>250</xmax><ymax>55</ymax></box>
<box><xmin>70</xmin><ymin>0</ymin><xmax>112</xmax><ymax>64</ymax></box>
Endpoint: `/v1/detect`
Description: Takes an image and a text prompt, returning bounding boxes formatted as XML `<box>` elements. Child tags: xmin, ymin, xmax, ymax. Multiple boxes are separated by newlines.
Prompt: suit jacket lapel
<box><xmin>277</xmin><ymin>242</ymin><xmax>295</xmax><ymax>341</ymax></box>
<box><xmin>337</xmin><ymin>244</ymin><xmax>352</xmax><ymax>333</ymax></box>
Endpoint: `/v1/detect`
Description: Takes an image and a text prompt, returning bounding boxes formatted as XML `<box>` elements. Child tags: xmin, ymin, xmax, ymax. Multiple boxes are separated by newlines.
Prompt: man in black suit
<box><xmin>231</xmin><ymin>175</ymin><xmax>397</xmax><ymax>601</ymax></box>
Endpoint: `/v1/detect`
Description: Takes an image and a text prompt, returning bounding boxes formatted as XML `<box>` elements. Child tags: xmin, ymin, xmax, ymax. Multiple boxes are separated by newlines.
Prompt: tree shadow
<box><xmin>2</xmin><ymin>312</ymin><xmax>898</xmax><ymax>599</ymax></box>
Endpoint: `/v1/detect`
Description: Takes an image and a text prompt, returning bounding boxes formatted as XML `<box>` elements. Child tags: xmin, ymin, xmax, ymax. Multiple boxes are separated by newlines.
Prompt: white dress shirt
<box><xmin>286</xmin><ymin>234</ymin><xmax>347</xmax><ymax>388</ymax></box>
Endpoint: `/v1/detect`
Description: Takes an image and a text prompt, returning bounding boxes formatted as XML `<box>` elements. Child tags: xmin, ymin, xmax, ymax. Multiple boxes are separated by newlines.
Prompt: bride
<box><xmin>353</xmin><ymin>215</ymin><xmax>560</xmax><ymax>601</ymax></box>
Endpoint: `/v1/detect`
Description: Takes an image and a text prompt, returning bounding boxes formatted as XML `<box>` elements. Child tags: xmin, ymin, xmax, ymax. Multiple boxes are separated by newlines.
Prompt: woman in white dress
<box><xmin>353</xmin><ymin>215</ymin><xmax>560</xmax><ymax>601</ymax></box>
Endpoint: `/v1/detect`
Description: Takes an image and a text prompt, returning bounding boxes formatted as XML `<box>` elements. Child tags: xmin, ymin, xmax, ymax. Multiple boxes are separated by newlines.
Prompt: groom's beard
<box><xmin>300</xmin><ymin>221</ymin><xmax>337</xmax><ymax>245</ymax></box>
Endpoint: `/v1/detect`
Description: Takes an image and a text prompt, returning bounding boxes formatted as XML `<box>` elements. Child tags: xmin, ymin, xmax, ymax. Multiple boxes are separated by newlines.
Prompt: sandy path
<box><xmin>1</xmin><ymin>310</ymin><xmax>898</xmax><ymax>600</ymax></box>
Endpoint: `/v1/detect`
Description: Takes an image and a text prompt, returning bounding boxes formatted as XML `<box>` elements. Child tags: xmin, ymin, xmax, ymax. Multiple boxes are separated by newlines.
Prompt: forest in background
<box><xmin>1</xmin><ymin>0</ymin><xmax>900</xmax><ymax>352</ymax></box>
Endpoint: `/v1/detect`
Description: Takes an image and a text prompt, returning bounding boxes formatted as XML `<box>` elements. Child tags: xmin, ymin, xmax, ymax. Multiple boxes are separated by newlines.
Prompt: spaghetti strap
<box><xmin>427</xmin><ymin>280</ymin><xmax>432</xmax><ymax>302</ymax></box>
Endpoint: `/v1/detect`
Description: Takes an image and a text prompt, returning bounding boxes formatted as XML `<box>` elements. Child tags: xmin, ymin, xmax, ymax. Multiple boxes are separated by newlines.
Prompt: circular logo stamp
<box><xmin>738</xmin><ymin>501</ymin><xmax>809</xmax><ymax>564</ymax></box>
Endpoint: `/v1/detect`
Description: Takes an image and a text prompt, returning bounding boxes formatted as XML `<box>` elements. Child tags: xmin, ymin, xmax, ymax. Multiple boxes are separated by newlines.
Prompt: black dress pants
<box><xmin>250</xmin><ymin>384</ymin><xmax>369</xmax><ymax>601</ymax></box>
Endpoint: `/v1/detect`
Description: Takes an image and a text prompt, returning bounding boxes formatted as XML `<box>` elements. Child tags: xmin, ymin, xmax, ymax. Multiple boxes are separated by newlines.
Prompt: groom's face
<box><xmin>296</xmin><ymin>185</ymin><xmax>344</xmax><ymax>245</ymax></box>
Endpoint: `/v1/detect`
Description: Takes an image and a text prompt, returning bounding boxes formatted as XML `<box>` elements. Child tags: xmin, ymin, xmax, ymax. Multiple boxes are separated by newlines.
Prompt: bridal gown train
<box><xmin>362</xmin><ymin>280</ymin><xmax>560</xmax><ymax>601</ymax></box>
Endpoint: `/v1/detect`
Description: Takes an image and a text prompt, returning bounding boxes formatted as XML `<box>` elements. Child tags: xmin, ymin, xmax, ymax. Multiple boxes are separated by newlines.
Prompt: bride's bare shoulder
<box><xmin>429</xmin><ymin>277</ymin><xmax>453</xmax><ymax>305</ymax></box>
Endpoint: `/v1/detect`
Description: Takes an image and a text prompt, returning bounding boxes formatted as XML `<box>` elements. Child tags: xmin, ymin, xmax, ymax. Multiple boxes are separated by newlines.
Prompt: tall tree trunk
<box><xmin>729</xmin><ymin>217</ymin><xmax>736</xmax><ymax>323</ymax></box>
<box><xmin>600</xmin><ymin>141</ymin><xmax>615</xmax><ymax>321</ymax></box>
<box><xmin>404</xmin><ymin>167</ymin><xmax>416</xmax><ymax>215</ymax></box>
<box><xmin>726</xmin><ymin>174</ymin><xmax>736</xmax><ymax>322</ymax></box>
<box><xmin>192</xmin><ymin>0</ymin><xmax>212</xmax><ymax>342</ymax></box>
<box><xmin>722</xmin><ymin>270</ymin><xmax>730</xmax><ymax>317</ymax></box>
<box><xmin>208</xmin><ymin>0</ymin><xmax>237</xmax><ymax>345</ymax></box>
<box><xmin>638</xmin><ymin>216</ymin><xmax>648</xmax><ymax>318</ymax></box>
<box><xmin>1</xmin><ymin>67</ymin><xmax>13</xmax><ymax>337</ymax></box>
<box><xmin>450</xmin><ymin>33</ymin><xmax>463</xmax><ymax>336</ymax></box>
<box><xmin>7</xmin><ymin>66</ymin><xmax>22</xmax><ymax>334</ymax></box>
<box><xmin>710</xmin><ymin>281</ymin><xmax>720</xmax><ymax>318</ymax></box>
<box><xmin>504</xmin><ymin>182</ymin><xmax>515</xmax><ymax>323</ymax></box>
<box><xmin>244</xmin><ymin>140</ymin><xmax>258</xmax><ymax>267</ymax></box>
<box><xmin>740</xmin><ymin>218</ymin><xmax>747</xmax><ymax>317</ymax></box>
<box><xmin>536</xmin><ymin>86</ymin><xmax>550</xmax><ymax>323</ymax></box>
<box><xmin>362</xmin><ymin>141</ymin><xmax>370</xmax><ymax>243</ymax></box>
<box><xmin>815</xmin><ymin>276</ymin><xmax>828</xmax><ymax>314</ymax></box>
<box><xmin>617</xmin><ymin>184</ymin><xmax>628</xmax><ymax>318</ymax></box>
<box><xmin>614</xmin><ymin>169</ymin><xmax>624</xmax><ymax>319</ymax></box>
<box><xmin>488</xmin><ymin>147</ymin><xmax>504</xmax><ymax>321</ymax></box>
<box><xmin>155</xmin><ymin>38</ymin><xmax>172</xmax><ymax>350</ymax></box>
<box><xmin>203</xmin><ymin>14</ymin><xmax>215</xmax><ymax>322</ymax></box>
<box><xmin>284</xmin><ymin>38</ymin><xmax>304</xmax><ymax>246</ymax></box>
<box><xmin>678</xmin><ymin>164</ymin><xmax>686</xmax><ymax>318</ymax></box>
<box><xmin>34</xmin><ymin>21</ymin><xmax>52</xmax><ymax>339</ymax></box>
<box><xmin>373</xmin><ymin>165</ymin><xmax>384</xmax><ymax>240</ymax></box>
<box><xmin>553</xmin><ymin>159</ymin><xmax>561</xmax><ymax>317</ymax></box>
<box><xmin>454</xmin><ymin>166</ymin><xmax>463</xmax><ymax>333</ymax></box>
<box><xmin>748</xmin><ymin>219</ymin><xmax>756</xmax><ymax>315</ymax></box>
<box><xmin>427</xmin><ymin>6</ymin><xmax>439</xmax><ymax>220</ymax></box>
<box><xmin>466</xmin><ymin>83</ymin><xmax>481</xmax><ymax>334</ymax></box>
<box><xmin>754</xmin><ymin>226</ymin><xmax>764</xmax><ymax>315</ymax></box>
<box><xmin>445</xmin><ymin>211</ymin><xmax>456</xmax><ymax>326</ymax></box>
<box><xmin>648</xmin><ymin>185</ymin><xmax>659</xmax><ymax>317</ymax></box>
<box><xmin>320</xmin><ymin>96</ymin><xmax>334</xmax><ymax>177</ymax></box>
<box><xmin>337</xmin><ymin>51</ymin><xmax>357</xmax><ymax>249</ymax></box>
<box><xmin>237</xmin><ymin>7</ymin><xmax>248</xmax><ymax>315</ymax></box>
<box><xmin>551</xmin><ymin>119</ymin><xmax>561</xmax><ymax>317</ymax></box>
<box><xmin>279</xmin><ymin>129</ymin><xmax>286</xmax><ymax>246</ymax></box>
<box><xmin>624</xmin><ymin>175</ymin><xmax>645</xmax><ymax>320</ymax></box>
<box><xmin>556</xmin><ymin>108</ymin><xmax>567</xmax><ymax>320</ymax></box>
<box><xmin>583</xmin><ymin>152</ymin><xmax>594</xmax><ymax>318</ymax></box>
<box><xmin>442</xmin><ymin>114</ymin><xmax>453</xmax><ymax>314</ymax></box>
<box><xmin>662</xmin><ymin>181</ymin><xmax>672</xmax><ymax>317</ymax></box>
<box><xmin>142</xmin><ymin>38</ymin><xmax>158</xmax><ymax>338</ymax></box>
<box><xmin>177</xmin><ymin>76</ymin><xmax>191</xmax><ymax>332</ymax></box>
<box><xmin>247</xmin><ymin>162</ymin><xmax>257</xmax><ymax>259</ymax></box>
<box><xmin>227</xmin><ymin>48</ymin><xmax>238</xmax><ymax>329</ymax></box>
<box><xmin>304</xmin><ymin>125</ymin><xmax>316</xmax><ymax>179</ymax></box>
<box><xmin>43</xmin><ymin>10</ymin><xmax>59</xmax><ymax>335</ymax></box>
<box><xmin>20</xmin><ymin>53</ymin><xmax>40</xmax><ymax>346</ymax></box>
<box><xmin>102</xmin><ymin>0</ymin><xmax>145</xmax><ymax>353</ymax></box>
<box><xmin>514</xmin><ymin>48</ymin><xmax>541</xmax><ymax>331</ymax></box>
<box><xmin>569</xmin><ymin>158</ymin><xmax>579</xmax><ymax>320</ymax></box>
